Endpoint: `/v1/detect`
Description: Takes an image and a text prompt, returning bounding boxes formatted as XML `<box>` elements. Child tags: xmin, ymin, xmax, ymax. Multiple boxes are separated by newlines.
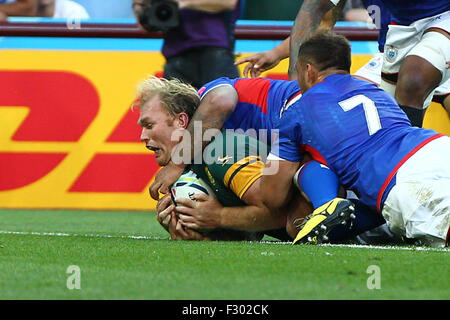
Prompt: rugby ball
<box><xmin>170</xmin><ymin>169</ymin><xmax>215</xmax><ymax>205</ymax></box>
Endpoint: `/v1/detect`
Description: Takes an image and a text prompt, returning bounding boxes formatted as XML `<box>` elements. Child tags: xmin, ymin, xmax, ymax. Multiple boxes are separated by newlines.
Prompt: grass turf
<box><xmin>0</xmin><ymin>209</ymin><xmax>449</xmax><ymax>300</ymax></box>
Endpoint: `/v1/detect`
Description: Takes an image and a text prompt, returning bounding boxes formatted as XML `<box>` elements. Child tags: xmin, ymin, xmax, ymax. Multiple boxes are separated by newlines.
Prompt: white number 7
<box><xmin>338</xmin><ymin>94</ymin><xmax>382</xmax><ymax>136</ymax></box>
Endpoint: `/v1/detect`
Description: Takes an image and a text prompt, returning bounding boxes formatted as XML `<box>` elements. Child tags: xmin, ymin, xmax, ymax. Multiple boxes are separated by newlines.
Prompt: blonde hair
<box><xmin>133</xmin><ymin>76</ymin><xmax>200</xmax><ymax>119</ymax></box>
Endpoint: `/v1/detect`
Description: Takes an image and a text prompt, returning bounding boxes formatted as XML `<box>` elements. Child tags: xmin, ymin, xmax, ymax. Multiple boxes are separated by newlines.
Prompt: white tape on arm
<box><xmin>266</xmin><ymin>153</ymin><xmax>288</xmax><ymax>161</ymax></box>
<box><xmin>329</xmin><ymin>0</ymin><xmax>342</xmax><ymax>5</ymax></box>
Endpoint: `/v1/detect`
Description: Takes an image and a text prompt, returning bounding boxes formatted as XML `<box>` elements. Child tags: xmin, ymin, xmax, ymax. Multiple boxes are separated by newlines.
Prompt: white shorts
<box><xmin>354</xmin><ymin>52</ymin><xmax>383</xmax><ymax>85</ymax></box>
<box><xmin>382</xmin><ymin>135</ymin><xmax>450</xmax><ymax>247</ymax></box>
<box><xmin>435</xmin><ymin>78</ymin><xmax>450</xmax><ymax>99</ymax></box>
<box><xmin>380</xmin><ymin>11</ymin><xmax>450</xmax><ymax>107</ymax></box>
<box><xmin>382</xmin><ymin>11</ymin><xmax>450</xmax><ymax>78</ymax></box>
<box><xmin>356</xmin><ymin>53</ymin><xmax>450</xmax><ymax>104</ymax></box>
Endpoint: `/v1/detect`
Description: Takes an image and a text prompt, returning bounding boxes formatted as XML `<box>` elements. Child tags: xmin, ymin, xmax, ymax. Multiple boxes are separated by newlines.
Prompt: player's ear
<box><xmin>176</xmin><ymin>112</ymin><xmax>189</xmax><ymax>129</ymax></box>
<box><xmin>306</xmin><ymin>63</ymin><xmax>318</xmax><ymax>83</ymax></box>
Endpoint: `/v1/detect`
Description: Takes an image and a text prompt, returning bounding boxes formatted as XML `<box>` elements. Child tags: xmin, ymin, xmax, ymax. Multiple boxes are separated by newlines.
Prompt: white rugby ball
<box><xmin>170</xmin><ymin>169</ymin><xmax>215</xmax><ymax>205</ymax></box>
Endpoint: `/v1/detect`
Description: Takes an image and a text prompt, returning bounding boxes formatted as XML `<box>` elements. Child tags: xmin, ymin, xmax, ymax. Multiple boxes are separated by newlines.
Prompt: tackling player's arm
<box><xmin>235</xmin><ymin>2</ymin><xmax>344</xmax><ymax>79</ymax></box>
<box><xmin>261</xmin><ymin>98</ymin><xmax>305</xmax><ymax>209</ymax></box>
<box><xmin>261</xmin><ymin>159</ymin><xmax>300</xmax><ymax>210</ymax></box>
<box><xmin>149</xmin><ymin>84</ymin><xmax>238</xmax><ymax>200</ymax></box>
<box><xmin>289</xmin><ymin>0</ymin><xmax>345</xmax><ymax>78</ymax></box>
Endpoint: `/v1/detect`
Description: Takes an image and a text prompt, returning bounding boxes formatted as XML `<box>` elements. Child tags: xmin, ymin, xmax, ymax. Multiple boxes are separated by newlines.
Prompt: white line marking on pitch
<box><xmin>1</xmin><ymin>230</ymin><xmax>448</xmax><ymax>252</ymax></box>
<box><xmin>0</xmin><ymin>230</ymin><xmax>162</xmax><ymax>240</ymax></box>
<box><xmin>261</xmin><ymin>241</ymin><xmax>449</xmax><ymax>252</ymax></box>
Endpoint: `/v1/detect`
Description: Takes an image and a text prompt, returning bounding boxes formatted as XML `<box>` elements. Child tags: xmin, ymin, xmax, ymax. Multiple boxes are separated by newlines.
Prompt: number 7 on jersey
<box><xmin>338</xmin><ymin>94</ymin><xmax>382</xmax><ymax>136</ymax></box>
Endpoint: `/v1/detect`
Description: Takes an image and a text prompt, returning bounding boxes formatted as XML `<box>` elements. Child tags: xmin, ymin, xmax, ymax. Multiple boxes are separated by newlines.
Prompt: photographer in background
<box><xmin>133</xmin><ymin>0</ymin><xmax>240</xmax><ymax>89</ymax></box>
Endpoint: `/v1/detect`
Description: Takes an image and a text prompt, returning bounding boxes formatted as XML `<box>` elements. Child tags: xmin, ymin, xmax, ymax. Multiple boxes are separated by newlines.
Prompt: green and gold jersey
<box><xmin>191</xmin><ymin>130</ymin><xmax>269</xmax><ymax>207</ymax></box>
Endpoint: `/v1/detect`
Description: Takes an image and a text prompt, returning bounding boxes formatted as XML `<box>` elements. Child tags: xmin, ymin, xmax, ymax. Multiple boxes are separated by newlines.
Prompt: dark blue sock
<box><xmin>295</xmin><ymin>160</ymin><xmax>340</xmax><ymax>209</ymax></box>
<box><xmin>327</xmin><ymin>199</ymin><xmax>386</xmax><ymax>242</ymax></box>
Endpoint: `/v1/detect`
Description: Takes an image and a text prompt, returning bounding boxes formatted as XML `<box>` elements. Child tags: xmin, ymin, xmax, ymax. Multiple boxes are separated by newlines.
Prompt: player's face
<box><xmin>138</xmin><ymin>95</ymin><xmax>180</xmax><ymax>166</ymax></box>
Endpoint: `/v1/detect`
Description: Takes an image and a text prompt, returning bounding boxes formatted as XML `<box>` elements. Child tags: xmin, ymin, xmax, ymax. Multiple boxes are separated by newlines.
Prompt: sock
<box><xmin>399</xmin><ymin>104</ymin><xmax>425</xmax><ymax>127</ymax></box>
<box><xmin>327</xmin><ymin>199</ymin><xmax>386</xmax><ymax>242</ymax></box>
<box><xmin>294</xmin><ymin>160</ymin><xmax>340</xmax><ymax>209</ymax></box>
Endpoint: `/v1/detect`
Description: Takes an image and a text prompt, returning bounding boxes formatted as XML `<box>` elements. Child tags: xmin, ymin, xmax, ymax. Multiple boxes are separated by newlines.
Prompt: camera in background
<box><xmin>138</xmin><ymin>0</ymin><xmax>179</xmax><ymax>32</ymax></box>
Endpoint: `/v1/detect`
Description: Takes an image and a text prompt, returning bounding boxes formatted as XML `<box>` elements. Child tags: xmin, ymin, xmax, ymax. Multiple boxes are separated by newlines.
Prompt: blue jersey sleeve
<box><xmin>198</xmin><ymin>77</ymin><xmax>234</xmax><ymax>100</ymax></box>
<box><xmin>270</xmin><ymin>105</ymin><xmax>303</xmax><ymax>162</ymax></box>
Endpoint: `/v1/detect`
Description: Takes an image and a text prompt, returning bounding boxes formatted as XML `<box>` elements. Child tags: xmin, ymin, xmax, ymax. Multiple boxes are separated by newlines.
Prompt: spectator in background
<box><xmin>133</xmin><ymin>0</ymin><xmax>240</xmax><ymax>89</ymax></box>
<box><xmin>0</xmin><ymin>0</ymin><xmax>37</xmax><ymax>21</ymax></box>
<box><xmin>36</xmin><ymin>0</ymin><xmax>89</xmax><ymax>19</ymax></box>
<box><xmin>342</xmin><ymin>0</ymin><xmax>371</xmax><ymax>23</ymax></box>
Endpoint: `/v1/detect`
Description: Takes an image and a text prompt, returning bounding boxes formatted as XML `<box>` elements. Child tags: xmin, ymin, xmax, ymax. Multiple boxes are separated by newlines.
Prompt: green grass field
<box><xmin>0</xmin><ymin>209</ymin><xmax>449</xmax><ymax>300</ymax></box>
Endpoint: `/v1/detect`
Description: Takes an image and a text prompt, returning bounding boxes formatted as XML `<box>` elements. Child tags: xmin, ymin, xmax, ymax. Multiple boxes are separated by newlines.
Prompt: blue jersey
<box><xmin>273</xmin><ymin>74</ymin><xmax>442</xmax><ymax>211</ymax></box>
<box><xmin>198</xmin><ymin>77</ymin><xmax>301</xmax><ymax>146</ymax></box>
<box><xmin>362</xmin><ymin>0</ymin><xmax>391</xmax><ymax>52</ymax></box>
<box><xmin>379</xmin><ymin>0</ymin><xmax>450</xmax><ymax>26</ymax></box>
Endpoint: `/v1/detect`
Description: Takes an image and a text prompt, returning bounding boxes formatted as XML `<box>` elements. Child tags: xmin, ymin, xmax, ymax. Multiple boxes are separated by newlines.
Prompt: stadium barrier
<box><xmin>0</xmin><ymin>20</ymin><xmax>448</xmax><ymax>210</ymax></box>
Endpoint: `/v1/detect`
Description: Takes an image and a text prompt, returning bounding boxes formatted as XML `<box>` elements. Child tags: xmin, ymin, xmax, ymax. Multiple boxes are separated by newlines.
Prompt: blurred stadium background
<box><xmin>0</xmin><ymin>0</ymin><xmax>449</xmax><ymax>300</ymax></box>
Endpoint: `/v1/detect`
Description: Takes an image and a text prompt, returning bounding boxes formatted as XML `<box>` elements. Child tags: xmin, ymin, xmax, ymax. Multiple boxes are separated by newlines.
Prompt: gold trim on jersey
<box><xmin>223</xmin><ymin>156</ymin><xmax>264</xmax><ymax>199</ymax></box>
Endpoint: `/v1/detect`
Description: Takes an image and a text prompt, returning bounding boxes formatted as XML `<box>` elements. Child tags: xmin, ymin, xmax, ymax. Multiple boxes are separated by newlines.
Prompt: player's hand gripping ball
<box><xmin>170</xmin><ymin>169</ymin><xmax>215</xmax><ymax>205</ymax></box>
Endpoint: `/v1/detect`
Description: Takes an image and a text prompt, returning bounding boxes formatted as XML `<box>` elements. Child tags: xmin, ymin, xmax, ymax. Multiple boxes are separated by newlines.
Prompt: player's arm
<box><xmin>289</xmin><ymin>0</ymin><xmax>344</xmax><ymax>78</ymax></box>
<box><xmin>261</xmin><ymin>159</ymin><xmax>300</xmax><ymax>210</ymax></box>
<box><xmin>234</xmin><ymin>38</ymin><xmax>290</xmax><ymax>78</ymax></box>
<box><xmin>149</xmin><ymin>84</ymin><xmax>238</xmax><ymax>200</ymax></box>
<box><xmin>177</xmin><ymin>0</ymin><xmax>238</xmax><ymax>12</ymax></box>
<box><xmin>234</xmin><ymin>3</ymin><xmax>343</xmax><ymax>78</ymax></box>
<box><xmin>229</xmin><ymin>177</ymin><xmax>287</xmax><ymax>231</ymax></box>
<box><xmin>177</xmin><ymin>145</ymin><xmax>287</xmax><ymax>232</ymax></box>
<box><xmin>0</xmin><ymin>0</ymin><xmax>37</xmax><ymax>16</ymax></box>
<box><xmin>176</xmin><ymin>179</ymin><xmax>286</xmax><ymax>232</ymax></box>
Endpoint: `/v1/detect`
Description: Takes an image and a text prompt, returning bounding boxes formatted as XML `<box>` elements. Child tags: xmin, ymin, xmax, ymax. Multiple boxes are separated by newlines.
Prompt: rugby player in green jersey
<box><xmin>135</xmin><ymin>76</ymin><xmax>312</xmax><ymax>241</ymax></box>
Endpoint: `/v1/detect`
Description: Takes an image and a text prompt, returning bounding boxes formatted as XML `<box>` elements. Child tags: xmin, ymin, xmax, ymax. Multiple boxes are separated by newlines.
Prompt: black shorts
<box><xmin>163</xmin><ymin>47</ymin><xmax>240</xmax><ymax>89</ymax></box>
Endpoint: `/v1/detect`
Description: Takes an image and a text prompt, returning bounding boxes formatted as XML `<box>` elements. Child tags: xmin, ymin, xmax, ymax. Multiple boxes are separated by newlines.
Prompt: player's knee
<box><xmin>411</xmin><ymin>30</ymin><xmax>450</xmax><ymax>79</ymax></box>
<box><xmin>396</xmin><ymin>31</ymin><xmax>449</xmax><ymax>107</ymax></box>
<box><xmin>396</xmin><ymin>60</ymin><xmax>439</xmax><ymax>107</ymax></box>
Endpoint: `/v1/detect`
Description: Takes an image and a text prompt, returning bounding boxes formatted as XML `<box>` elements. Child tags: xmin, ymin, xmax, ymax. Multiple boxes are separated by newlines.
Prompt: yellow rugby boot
<box><xmin>293</xmin><ymin>198</ymin><xmax>356</xmax><ymax>244</ymax></box>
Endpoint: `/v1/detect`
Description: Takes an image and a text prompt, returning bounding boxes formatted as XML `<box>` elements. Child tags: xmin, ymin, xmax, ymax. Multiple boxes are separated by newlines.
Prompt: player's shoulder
<box><xmin>198</xmin><ymin>77</ymin><xmax>235</xmax><ymax>98</ymax></box>
<box><xmin>205</xmin><ymin>130</ymin><xmax>267</xmax><ymax>156</ymax></box>
<box><xmin>233</xmin><ymin>77</ymin><xmax>297</xmax><ymax>93</ymax></box>
<box><xmin>203</xmin><ymin>130</ymin><xmax>267</xmax><ymax>174</ymax></box>
<box><xmin>314</xmin><ymin>74</ymin><xmax>378</xmax><ymax>97</ymax></box>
